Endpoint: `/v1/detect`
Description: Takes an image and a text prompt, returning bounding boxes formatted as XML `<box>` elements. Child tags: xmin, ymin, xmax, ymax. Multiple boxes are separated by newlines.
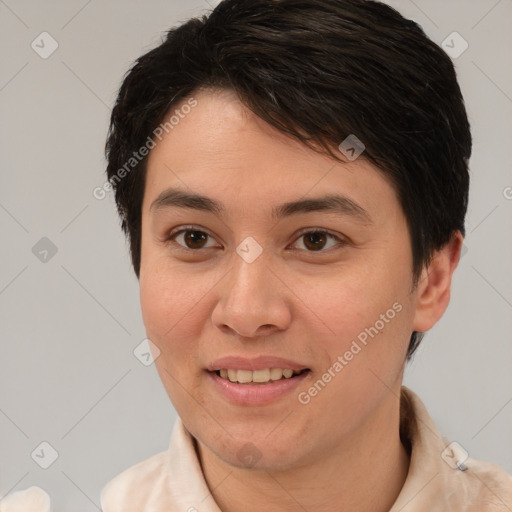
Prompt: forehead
<box><xmin>142</xmin><ymin>88</ymin><xmax>400</xmax><ymax>223</ymax></box>
<box><xmin>147</xmin><ymin>88</ymin><xmax>317</xmax><ymax>177</ymax></box>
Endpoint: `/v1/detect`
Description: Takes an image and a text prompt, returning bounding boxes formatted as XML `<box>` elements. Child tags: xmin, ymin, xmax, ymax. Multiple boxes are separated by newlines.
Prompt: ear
<box><xmin>412</xmin><ymin>231</ymin><xmax>464</xmax><ymax>333</ymax></box>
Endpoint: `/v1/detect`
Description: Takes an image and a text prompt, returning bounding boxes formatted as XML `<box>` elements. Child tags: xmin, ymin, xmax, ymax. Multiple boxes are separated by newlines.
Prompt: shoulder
<box><xmin>100</xmin><ymin>450</ymin><xmax>170</xmax><ymax>512</ymax></box>
<box><xmin>100</xmin><ymin>419</ymin><xmax>219</xmax><ymax>512</ymax></box>
<box><xmin>464</xmin><ymin>458</ymin><xmax>512</xmax><ymax>509</ymax></box>
<box><xmin>397</xmin><ymin>387</ymin><xmax>512</xmax><ymax>511</ymax></box>
<box><xmin>0</xmin><ymin>486</ymin><xmax>51</xmax><ymax>512</ymax></box>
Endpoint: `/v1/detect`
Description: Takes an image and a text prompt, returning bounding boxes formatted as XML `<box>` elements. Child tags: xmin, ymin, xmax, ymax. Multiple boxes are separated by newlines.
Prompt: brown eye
<box><xmin>292</xmin><ymin>230</ymin><xmax>343</xmax><ymax>252</ymax></box>
<box><xmin>303</xmin><ymin>232</ymin><xmax>328</xmax><ymax>251</ymax></box>
<box><xmin>168</xmin><ymin>228</ymin><xmax>219</xmax><ymax>250</ymax></box>
<box><xmin>183</xmin><ymin>230</ymin><xmax>209</xmax><ymax>249</ymax></box>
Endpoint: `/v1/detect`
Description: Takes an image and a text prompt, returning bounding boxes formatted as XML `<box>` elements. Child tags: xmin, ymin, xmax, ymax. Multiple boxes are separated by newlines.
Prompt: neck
<box><xmin>197</xmin><ymin>390</ymin><xmax>411</xmax><ymax>512</ymax></box>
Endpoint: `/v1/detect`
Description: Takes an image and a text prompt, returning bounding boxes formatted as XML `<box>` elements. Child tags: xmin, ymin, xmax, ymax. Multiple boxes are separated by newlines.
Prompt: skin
<box><xmin>139</xmin><ymin>88</ymin><xmax>462</xmax><ymax>512</ymax></box>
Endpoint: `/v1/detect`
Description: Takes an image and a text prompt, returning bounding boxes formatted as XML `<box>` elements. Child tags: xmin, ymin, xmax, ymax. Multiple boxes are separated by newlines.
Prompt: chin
<box><xmin>199</xmin><ymin>427</ymin><xmax>309</xmax><ymax>472</ymax></box>
<box><xmin>221</xmin><ymin>444</ymin><xmax>301</xmax><ymax>472</ymax></box>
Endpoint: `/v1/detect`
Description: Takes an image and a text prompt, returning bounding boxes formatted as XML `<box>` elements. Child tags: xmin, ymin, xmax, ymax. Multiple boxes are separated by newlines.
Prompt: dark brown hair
<box><xmin>105</xmin><ymin>0</ymin><xmax>471</xmax><ymax>358</ymax></box>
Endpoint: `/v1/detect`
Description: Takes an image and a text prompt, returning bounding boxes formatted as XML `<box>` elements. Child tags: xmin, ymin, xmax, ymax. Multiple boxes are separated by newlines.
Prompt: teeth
<box><xmin>217</xmin><ymin>368</ymin><xmax>303</xmax><ymax>384</ymax></box>
<box><xmin>269</xmin><ymin>368</ymin><xmax>283</xmax><ymax>380</ymax></box>
<box><xmin>237</xmin><ymin>370</ymin><xmax>253</xmax><ymax>383</ymax></box>
<box><xmin>253</xmin><ymin>369</ymin><xmax>270</xmax><ymax>382</ymax></box>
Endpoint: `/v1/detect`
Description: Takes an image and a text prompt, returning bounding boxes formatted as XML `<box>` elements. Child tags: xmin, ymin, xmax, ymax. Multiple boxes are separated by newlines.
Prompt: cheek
<box><xmin>139</xmin><ymin>262</ymin><xmax>206</xmax><ymax>341</ymax></box>
<box><xmin>301</xmin><ymin>262</ymin><xmax>413</xmax><ymax>389</ymax></box>
<box><xmin>302</xmin><ymin>263</ymin><xmax>405</xmax><ymax>341</ymax></box>
<box><xmin>140</xmin><ymin>267</ymin><xmax>210</xmax><ymax>418</ymax></box>
<box><xmin>139</xmin><ymin>262</ymin><xmax>223</xmax><ymax>384</ymax></box>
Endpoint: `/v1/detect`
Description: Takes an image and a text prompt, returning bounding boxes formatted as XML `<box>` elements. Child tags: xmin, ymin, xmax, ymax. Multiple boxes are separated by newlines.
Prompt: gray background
<box><xmin>1</xmin><ymin>0</ymin><xmax>511</xmax><ymax>510</ymax></box>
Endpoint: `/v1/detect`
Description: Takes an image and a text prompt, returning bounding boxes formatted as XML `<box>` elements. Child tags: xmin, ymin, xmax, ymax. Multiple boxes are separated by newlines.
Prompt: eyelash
<box><xmin>165</xmin><ymin>225</ymin><xmax>347</xmax><ymax>254</ymax></box>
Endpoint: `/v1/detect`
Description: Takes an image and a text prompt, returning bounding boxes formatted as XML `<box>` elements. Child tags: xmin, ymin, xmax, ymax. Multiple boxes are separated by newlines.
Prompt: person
<box><xmin>99</xmin><ymin>0</ymin><xmax>512</xmax><ymax>510</ymax></box>
<box><xmin>3</xmin><ymin>0</ymin><xmax>509</xmax><ymax>510</ymax></box>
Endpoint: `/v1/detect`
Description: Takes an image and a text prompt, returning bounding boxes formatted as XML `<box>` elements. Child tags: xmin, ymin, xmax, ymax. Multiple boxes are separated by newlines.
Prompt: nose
<box><xmin>211</xmin><ymin>247</ymin><xmax>292</xmax><ymax>339</ymax></box>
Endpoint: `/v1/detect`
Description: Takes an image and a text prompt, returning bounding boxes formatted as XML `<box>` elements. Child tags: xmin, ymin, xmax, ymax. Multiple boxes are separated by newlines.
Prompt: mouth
<box><xmin>212</xmin><ymin>368</ymin><xmax>310</xmax><ymax>385</ymax></box>
<box><xmin>206</xmin><ymin>356</ymin><xmax>311</xmax><ymax>405</ymax></box>
<box><xmin>207</xmin><ymin>363</ymin><xmax>311</xmax><ymax>405</ymax></box>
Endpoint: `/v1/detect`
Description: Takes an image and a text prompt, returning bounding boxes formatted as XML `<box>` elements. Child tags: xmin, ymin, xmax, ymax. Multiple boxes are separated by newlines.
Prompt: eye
<box><xmin>291</xmin><ymin>229</ymin><xmax>345</xmax><ymax>252</ymax></box>
<box><xmin>165</xmin><ymin>226</ymin><xmax>347</xmax><ymax>253</ymax></box>
<box><xmin>166</xmin><ymin>226</ymin><xmax>220</xmax><ymax>251</ymax></box>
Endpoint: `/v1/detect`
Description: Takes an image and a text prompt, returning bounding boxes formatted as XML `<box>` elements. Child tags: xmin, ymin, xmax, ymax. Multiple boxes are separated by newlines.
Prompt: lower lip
<box><xmin>207</xmin><ymin>370</ymin><xmax>310</xmax><ymax>406</ymax></box>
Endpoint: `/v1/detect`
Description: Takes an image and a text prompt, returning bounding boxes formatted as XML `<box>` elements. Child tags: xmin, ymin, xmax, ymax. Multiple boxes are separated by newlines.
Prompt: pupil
<box><xmin>305</xmin><ymin>232</ymin><xmax>326</xmax><ymax>251</ymax></box>
<box><xmin>185</xmin><ymin>230</ymin><xmax>207</xmax><ymax>249</ymax></box>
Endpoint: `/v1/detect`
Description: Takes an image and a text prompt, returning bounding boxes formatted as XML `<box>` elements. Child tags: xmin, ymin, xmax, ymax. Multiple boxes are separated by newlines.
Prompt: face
<box><xmin>139</xmin><ymin>88</ymin><xmax>419</xmax><ymax>471</ymax></box>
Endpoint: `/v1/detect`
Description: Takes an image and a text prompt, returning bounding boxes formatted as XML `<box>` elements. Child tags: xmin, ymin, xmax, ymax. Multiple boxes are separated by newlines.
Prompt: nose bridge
<box><xmin>227</xmin><ymin>243</ymin><xmax>273</xmax><ymax>308</ymax></box>
<box><xmin>212</xmin><ymin>239</ymin><xmax>291</xmax><ymax>337</ymax></box>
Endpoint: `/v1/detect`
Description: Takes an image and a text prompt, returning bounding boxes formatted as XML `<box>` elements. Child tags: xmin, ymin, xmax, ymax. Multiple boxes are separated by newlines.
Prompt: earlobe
<box><xmin>412</xmin><ymin>231</ymin><xmax>464</xmax><ymax>333</ymax></box>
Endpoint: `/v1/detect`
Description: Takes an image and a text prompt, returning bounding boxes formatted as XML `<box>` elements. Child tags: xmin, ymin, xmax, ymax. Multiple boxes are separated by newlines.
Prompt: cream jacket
<box><xmin>2</xmin><ymin>387</ymin><xmax>511</xmax><ymax>511</ymax></box>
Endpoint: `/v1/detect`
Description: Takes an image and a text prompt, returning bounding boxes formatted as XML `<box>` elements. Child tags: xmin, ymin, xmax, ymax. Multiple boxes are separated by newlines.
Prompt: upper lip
<box><xmin>207</xmin><ymin>356</ymin><xmax>309</xmax><ymax>372</ymax></box>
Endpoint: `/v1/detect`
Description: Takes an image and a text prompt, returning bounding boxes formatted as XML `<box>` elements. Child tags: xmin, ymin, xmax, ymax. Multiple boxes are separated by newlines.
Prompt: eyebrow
<box><xmin>150</xmin><ymin>188</ymin><xmax>372</xmax><ymax>224</ymax></box>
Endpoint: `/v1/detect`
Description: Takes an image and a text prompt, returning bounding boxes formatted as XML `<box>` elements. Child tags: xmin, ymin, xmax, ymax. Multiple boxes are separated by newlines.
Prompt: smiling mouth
<box><xmin>213</xmin><ymin>368</ymin><xmax>310</xmax><ymax>384</ymax></box>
